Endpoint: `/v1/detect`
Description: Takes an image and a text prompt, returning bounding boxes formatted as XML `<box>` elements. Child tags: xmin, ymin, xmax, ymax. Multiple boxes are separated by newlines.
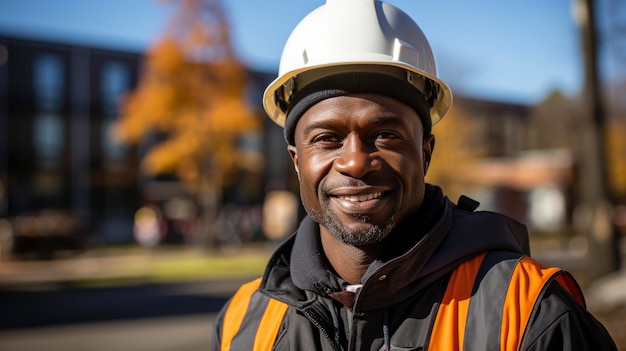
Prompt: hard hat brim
<box><xmin>262</xmin><ymin>61</ymin><xmax>453</xmax><ymax>129</ymax></box>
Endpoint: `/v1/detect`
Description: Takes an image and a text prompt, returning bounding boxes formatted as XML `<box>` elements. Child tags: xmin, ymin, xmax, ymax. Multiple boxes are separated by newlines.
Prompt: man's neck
<box><xmin>319</xmin><ymin>227</ymin><xmax>382</xmax><ymax>285</ymax></box>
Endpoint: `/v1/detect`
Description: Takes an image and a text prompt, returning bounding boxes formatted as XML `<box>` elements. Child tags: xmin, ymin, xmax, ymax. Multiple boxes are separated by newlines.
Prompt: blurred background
<box><xmin>0</xmin><ymin>0</ymin><xmax>625</xmax><ymax>349</ymax></box>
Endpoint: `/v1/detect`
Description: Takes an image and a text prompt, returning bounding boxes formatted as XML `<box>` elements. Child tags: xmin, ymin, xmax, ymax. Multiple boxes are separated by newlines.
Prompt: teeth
<box><xmin>339</xmin><ymin>192</ymin><xmax>382</xmax><ymax>202</ymax></box>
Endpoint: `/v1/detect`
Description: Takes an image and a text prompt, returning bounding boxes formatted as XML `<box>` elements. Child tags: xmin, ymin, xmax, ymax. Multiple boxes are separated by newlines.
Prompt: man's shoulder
<box><xmin>448</xmin><ymin>195</ymin><xmax>530</xmax><ymax>255</ymax></box>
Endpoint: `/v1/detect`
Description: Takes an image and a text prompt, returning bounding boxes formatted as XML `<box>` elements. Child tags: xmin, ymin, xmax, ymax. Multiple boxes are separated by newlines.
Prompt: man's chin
<box><xmin>321</xmin><ymin>214</ymin><xmax>397</xmax><ymax>247</ymax></box>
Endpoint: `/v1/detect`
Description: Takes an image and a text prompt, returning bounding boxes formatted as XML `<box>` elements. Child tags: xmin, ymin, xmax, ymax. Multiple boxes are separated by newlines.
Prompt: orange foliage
<box><xmin>425</xmin><ymin>104</ymin><xmax>485</xmax><ymax>200</ymax></box>
<box><xmin>114</xmin><ymin>0</ymin><xmax>258</xmax><ymax>187</ymax></box>
<box><xmin>606</xmin><ymin>119</ymin><xmax>626</xmax><ymax>197</ymax></box>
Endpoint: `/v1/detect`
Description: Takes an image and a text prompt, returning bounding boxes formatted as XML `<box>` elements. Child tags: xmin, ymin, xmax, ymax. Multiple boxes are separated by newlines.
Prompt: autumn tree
<box><xmin>605</xmin><ymin>0</ymin><xmax>626</xmax><ymax>200</ymax></box>
<box><xmin>425</xmin><ymin>103</ymin><xmax>485</xmax><ymax>202</ymax></box>
<box><xmin>114</xmin><ymin>0</ymin><xmax>258</xmax><ymax>247</ymax></box>
<box><xmin>606</xmin><ymin>118</ymin><xmax>626</xmax><ymax>198</ymax></box>
<box><xmin>574</xmin><ymin>0</ymin><xmax>620</xmax><ymax>278</ymax></box>
<box><xmin>527</xmin><ymin>91</ymin><xmax>582</xmax><ymax>150</ymax></box>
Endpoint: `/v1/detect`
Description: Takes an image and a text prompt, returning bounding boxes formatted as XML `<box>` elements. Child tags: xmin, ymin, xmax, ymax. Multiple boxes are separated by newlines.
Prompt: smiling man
<box><xmin>289</xmin><ymin>92</ymin><xmax>433</xmax><ymax>284</ymax></box>
<box><xmin>210</xmin><ymin>0</ymin><xmax>617</xmax><ymax>350</ymax></box>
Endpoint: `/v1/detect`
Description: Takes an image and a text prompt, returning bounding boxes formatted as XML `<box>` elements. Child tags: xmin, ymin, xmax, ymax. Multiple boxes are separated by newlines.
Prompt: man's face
<box><xmin>288</xmin><ymin>94</ymin><xmax>433</xmax><ymax>247</ymax></box>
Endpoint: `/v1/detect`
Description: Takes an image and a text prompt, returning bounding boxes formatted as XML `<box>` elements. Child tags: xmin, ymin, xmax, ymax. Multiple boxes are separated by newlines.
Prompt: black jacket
<box><xmin>211</xmin><ymin>185</ymin><xmax>616</xmax><ymax>350</ymax></box>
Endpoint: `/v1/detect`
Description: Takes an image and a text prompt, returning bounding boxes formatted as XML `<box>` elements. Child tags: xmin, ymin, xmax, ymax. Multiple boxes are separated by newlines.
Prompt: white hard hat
<box><xmin>263</xmin><ymin>0</ymin><xmax>453</xmax><ymax>139</ymax></box>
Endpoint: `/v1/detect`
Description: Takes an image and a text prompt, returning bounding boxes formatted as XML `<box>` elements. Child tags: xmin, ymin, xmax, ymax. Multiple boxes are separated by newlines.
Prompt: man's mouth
<box><xmin>337</xmin><ymin>192</ymin><xmax>383</xmax><ymax>202</ymax></box>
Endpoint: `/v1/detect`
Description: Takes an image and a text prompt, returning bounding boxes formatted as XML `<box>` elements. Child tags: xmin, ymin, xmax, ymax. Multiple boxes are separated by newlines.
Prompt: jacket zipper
<box><xmin>302</xmin><ymin>308</ymin><xmax>343</xmax><ymax>351</ymax></box>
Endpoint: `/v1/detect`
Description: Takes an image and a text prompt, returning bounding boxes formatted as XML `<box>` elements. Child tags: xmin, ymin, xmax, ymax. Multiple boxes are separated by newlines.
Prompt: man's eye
<box><xmin>311</xmin><ymin>134</ymin><xmax>341</xmax><ymax>143</ymax></box>
<box><xmin>375</xmin><ymin>131</ymin><xmax>399</xmax><ymax>140</ymax></box>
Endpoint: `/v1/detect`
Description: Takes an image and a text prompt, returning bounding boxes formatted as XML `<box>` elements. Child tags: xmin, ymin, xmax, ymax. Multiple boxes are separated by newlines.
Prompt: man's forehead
<box><xmin>301</xmin><ymin>93</ymin><xmax>417</xmax><ymax>118</ymax></box>
<box><xmin>295</xmin><ymin>95</ymin><xmax>424</xmax><ymax>135</ymax></box>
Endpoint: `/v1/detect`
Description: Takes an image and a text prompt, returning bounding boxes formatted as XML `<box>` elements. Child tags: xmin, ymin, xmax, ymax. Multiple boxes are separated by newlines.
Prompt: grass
<box><xmin>67</xmin><ymin>246</ymin><xmax>273</xmax><ymax>288</ymax></box>
<box><xmin>149</xmin><ymin>250</ymin><xmax>271</xmax><ymax>282</ymax></box>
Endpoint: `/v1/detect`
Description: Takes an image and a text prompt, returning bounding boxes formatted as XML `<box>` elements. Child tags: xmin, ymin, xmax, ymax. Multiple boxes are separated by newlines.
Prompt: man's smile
<box><xmin>336</xmin><ymin>192</ymin><xmax>383</xmax><ymax>202</ymax></box>
<box><xmin>327</xmin><ymin>187</ymin><xmax>391</xmax><ymax>215</ymax></box>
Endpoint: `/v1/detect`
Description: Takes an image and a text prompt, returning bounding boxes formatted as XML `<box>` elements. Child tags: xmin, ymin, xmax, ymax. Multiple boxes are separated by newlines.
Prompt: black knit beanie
<box><xmin>284</xmin><ymin>71</ymin><xmax>431</xmax><ymax>145</ymax></box>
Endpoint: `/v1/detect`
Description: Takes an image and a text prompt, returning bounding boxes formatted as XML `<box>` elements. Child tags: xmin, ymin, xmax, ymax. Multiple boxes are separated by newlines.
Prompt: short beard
<box><xmin>311</xmin><ymin>208</ymin><xmax>398</xmax><ymax>247</ymax></box>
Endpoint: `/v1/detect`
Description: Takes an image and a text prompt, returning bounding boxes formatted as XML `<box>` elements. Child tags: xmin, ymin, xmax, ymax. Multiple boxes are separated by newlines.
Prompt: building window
<box><xmin>100</xmin><ymin>61</ymin><xmax>130</xmax><ymax>164</ymax></box>
<box><xmin>33</xmin><ymin>54</ymin><xmax>64</xmax><ymax>112</ymax></box>
<box><xmin>32</xmin><ymin>54</ymin><xmax>65</xmax><ymax>169</ymax></box>
<box><xmin>33</xmin><ymin>113</ymin><xmax>64</xmax><ymax>169</ymax></box>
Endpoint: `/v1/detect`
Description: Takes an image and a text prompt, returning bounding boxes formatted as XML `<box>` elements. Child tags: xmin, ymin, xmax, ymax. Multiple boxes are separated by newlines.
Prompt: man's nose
<box><xmin>334</xmin><ymin>134</ymin><xmax>381</xmax><ymax>178</ymax></box>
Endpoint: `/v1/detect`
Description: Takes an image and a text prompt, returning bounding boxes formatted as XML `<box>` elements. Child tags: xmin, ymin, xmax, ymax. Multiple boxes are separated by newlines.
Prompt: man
<box><xmin>211</xmin><ymin>0</ymin><xmax>617</xmax><ymax>350</ymax></box>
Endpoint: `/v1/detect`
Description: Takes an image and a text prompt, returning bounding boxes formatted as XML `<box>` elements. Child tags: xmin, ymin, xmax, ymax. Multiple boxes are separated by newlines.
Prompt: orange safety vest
<box><xmin>427</xmin><ymin>252</ymin><xmax>584</xmax><ymax>350</ymax></box>
<box><xmin>220</xmin><ymin>252</ymin><xmax>585</xmax><ymax>351</ymax></box>
<box><xmin>220</xmin><ymin>277</ymin><xmax>289</xmax><ymax>351</ymax></box>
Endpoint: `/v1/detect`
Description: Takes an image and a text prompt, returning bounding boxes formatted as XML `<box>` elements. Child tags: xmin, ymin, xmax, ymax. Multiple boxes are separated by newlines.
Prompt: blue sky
<box><xmin>0</xmin><ymin>0</ymin><xmax>587</xmax><ymax>104</ymax></box>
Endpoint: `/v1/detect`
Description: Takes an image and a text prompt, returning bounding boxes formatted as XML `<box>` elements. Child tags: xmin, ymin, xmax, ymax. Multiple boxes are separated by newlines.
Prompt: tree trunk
<box><xmin>575</xmin><ymin>0</ymin><xmax>621</xmax><ymax>281</ymax></box>
<box><xmin>195</xmin><ymin>157</ymin><xmax>222</xmax><ymax>249</ymax></box>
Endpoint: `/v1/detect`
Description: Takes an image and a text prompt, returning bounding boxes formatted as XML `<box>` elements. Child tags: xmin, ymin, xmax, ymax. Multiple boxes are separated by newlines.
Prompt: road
<box><xmin>0</xmin><ymin>281</ymin><xmax>238</xmax><ymax>329</ymax></box>
<box><xmin>0</xmin><ymin>280</ymin><xmax>247</xmax><ymax>351</ymax></box>
<box><xmin>0</xmin><ymin>314</ymin><xmax>217</xmax><ymax>351</ymax></box>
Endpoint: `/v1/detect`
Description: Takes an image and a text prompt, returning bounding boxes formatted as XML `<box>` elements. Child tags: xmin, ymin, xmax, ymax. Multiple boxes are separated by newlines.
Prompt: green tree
<box><xmin>114</xmin><ymin>0</ymin><xmax>259</xmax><ymax>247</ymax></box>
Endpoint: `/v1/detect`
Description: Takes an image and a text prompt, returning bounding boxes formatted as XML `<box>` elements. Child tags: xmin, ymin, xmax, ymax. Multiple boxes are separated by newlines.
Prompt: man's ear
<box><xmin>287</xmin><ymin>145</ymin><xmax>300</xmax><ymax>179</ymax></box>
<box><xmin>423</xmin><ymin>134</ymin><xmax>435</xmax><ymax>174</ymax></box>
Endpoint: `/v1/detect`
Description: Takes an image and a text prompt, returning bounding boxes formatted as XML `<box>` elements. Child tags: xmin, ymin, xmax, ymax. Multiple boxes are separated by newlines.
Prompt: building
<box><xmin>1</xmin><ymin>35</ymin><xmax>147</xmax><ymax>255</ymax></box>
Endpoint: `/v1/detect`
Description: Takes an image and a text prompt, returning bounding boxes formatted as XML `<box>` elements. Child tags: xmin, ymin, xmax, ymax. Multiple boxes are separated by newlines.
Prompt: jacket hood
<box><xmin>260</xmin><ymin>184</ymin><xmax>528</xmax><ymax>311</ymax></box>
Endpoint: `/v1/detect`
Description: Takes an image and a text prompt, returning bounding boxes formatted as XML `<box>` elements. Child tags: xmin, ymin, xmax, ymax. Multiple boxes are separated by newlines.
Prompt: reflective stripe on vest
<box><xmin>428</xmin><ymin>251</ymin><xmax>585</xmax><ymax>351</ymax></box>
<box><xmin>221</xmin><ymin>277</ymin><xmax>289</xmax><ymax>351</ymax></box>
